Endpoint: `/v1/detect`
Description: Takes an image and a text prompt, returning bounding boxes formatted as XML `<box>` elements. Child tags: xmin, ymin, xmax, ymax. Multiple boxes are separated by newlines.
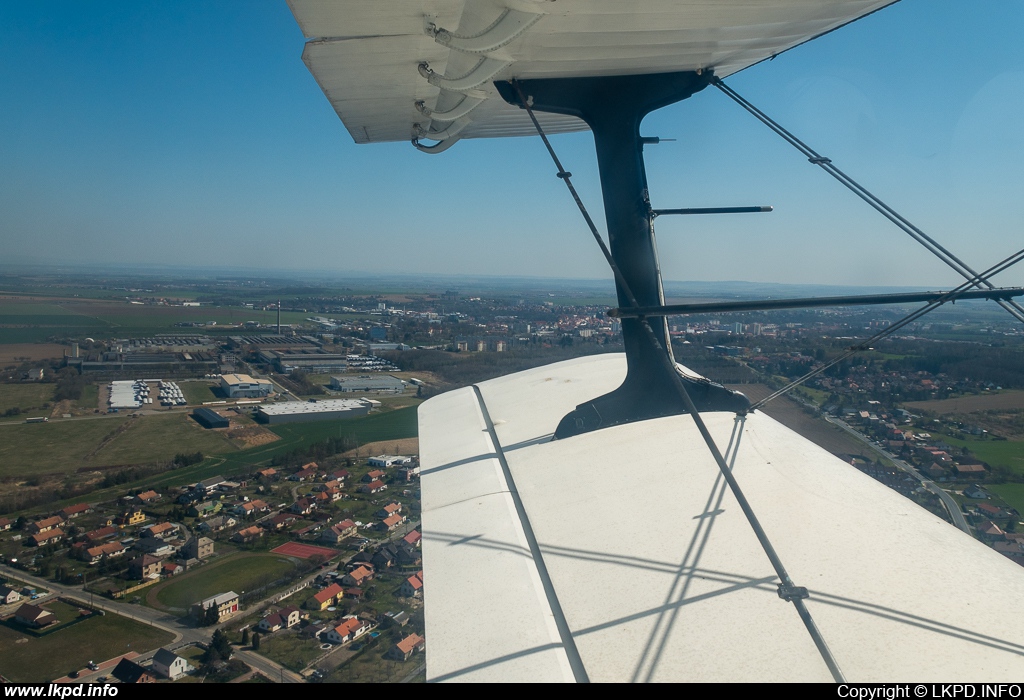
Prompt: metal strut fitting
<box><xmin>496</xmin><ymin>72</ymin><xmax>750</xmax><ymax>439</ymax></box>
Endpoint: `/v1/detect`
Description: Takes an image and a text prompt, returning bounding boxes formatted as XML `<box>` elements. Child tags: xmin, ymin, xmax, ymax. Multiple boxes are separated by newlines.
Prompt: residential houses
<box><xmin>258</xmin><ymin>605</ymin><xmax>302</xmax><ymax>633</ymax></box>
<box><xmin>85</xmin><ymin>525</ymin><xmax>118</xmax><ymax>543</ymax></box>
<box><xmin>324</xmin><ymin>616</ymin><xmax>372</xmax><ymax>645</ymax></box>
<box><xmin>151</xmin><ymin>648</ymin><xmax>191</xmax><ymax>681</ymax></box>
<box><xmin>187</xmin><ymin>501</ymin><xmax>222</xmax><ymax>519</ymax></box>
<box><xmin>319</xmin><ymin>520</ymin><xmax>357</xmax><ymax>546</ymax></box>
<box><xmin>29</xmin><ymin>529</ymin><xmax>65</xmax><ymax>547</ymax></box>
<box><xmin>128</xmin><ymin>554</ymin><xmax>162</xmax><ymax>580</ymax></box>
<box><xmin>377</xmin><ymin>514</ymin><xmax>406</xmax><ymax>532</ymax></box>
<box><xmin>181</xmin><ymin>536</ymin><xmax>214</xmax><ymax>560</ymax></box>
<box><xmin>14</xmin><ymin>603</ymin><xmax>56</xmax><ymax>628</ymax></box>
<box><xmin>26</xmin><ymin>516</ymin><xmax>64</xmax><ymax>535</ymax></box>
<box><xmin>197</xmin><ymin>515</ymin><xmax>237</xmax><ymax>533</ymax></box>
<box><xmin>140</xmin><ymin>522</ymin><xmax>178</xmax><ymax>540</ymax></box>
<box><xmin>116</xmin><ymin>509</ymin><xmax>146</xmax><ymax>526</ymax></box>
<box><xmin>111</xmin><ymin>658</ymin><xmax>157</xmax><ymax>684</ymax></box>
<box><xmin>59</xmin><ymin>503</ymin><xmax>92</xmax><ymax>520</ymax></box>
<box><xmin>133</xmin><ymin>490</ymin><xmax>161</xmax><ymax>505</ymax></box>
<box><xmin>400</xmin><ymin>572</ymin><xmax>424</xmax><ymax>599</ymax></box>
<box><xmin>309</xmin><ymin>583</ymin><xmax>344</xmax><ymax>610</ymax></box>
<box><xmin>231</xmin><ymin>526</ymin><xmax>263</xmax><ymax>544</ymax></box>
<box><xmin>0</xmin><ymin>585</ymin><xmax>22</xmax><ymax>604</ymax></box>
<box><xmin>359</xmin><ymin>479</ymin><xmax>387</xmax><ymax>495</ymax></box>
<box><xmin>74</xmin><ymin>541</ymin><xmax>126</xmax><ymax>564</ymax></box>
<box><xmin>342</xmin><ymin>565</ymin><xmax>374</xmax><ymax>587</ymax></box>
<box><xmin>386</xmin><ymin>633</ymin><xmax>425</xmax><ymax>662</ymax></box>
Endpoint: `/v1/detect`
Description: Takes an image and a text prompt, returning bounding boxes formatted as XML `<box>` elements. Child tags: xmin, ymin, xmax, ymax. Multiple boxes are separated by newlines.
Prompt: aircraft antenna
<box><xmin>711</xmin><ymin>77</ymin><xmax>1024</xmax><ymax>326</ymax></box>
<box><xmin>512</xmin><ymin>79</ymin><xmax>847</xmax><ymax>683</ymax></box>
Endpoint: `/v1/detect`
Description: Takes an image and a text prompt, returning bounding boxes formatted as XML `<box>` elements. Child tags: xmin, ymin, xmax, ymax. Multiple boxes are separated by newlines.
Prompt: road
<box><xmin>235</xmin><ymin>649</ymin><xmax>304</xmax><ymax>683</ymax></box>
<box><xmin>823</xmin><ymin>415</ymin><xmax>972</xmax><ymax>534</ymax></box>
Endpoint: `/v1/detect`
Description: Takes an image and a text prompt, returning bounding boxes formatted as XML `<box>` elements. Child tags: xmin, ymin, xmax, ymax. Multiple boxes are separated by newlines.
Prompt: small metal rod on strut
<box><xmin>652</xmin><ymin>206</ymin><xmax>772</xmax><ymax>217</ymax></box>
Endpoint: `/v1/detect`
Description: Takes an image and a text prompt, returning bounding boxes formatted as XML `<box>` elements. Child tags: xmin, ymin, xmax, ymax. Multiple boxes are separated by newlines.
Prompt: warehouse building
<box><xmin>192</xmin><ymin>408</ymin><xmax>229</xmax><ymax>429</ymax></box>
<box><xmin>330</xmin><ymin>375</ymin><xmax>405</xmax><ymax>393</ymax></box>
<box><xmin>259</xmin><ymin>348</ymin><xmax>350</xmax><ymax>373</ymax></box>
<box><xmin>219</xmin><ymin>373</ymin><xmax>274</xmax><ymax>398</ymax></box>
<box><xmin>255</xmin><ymin>399</ymin><xmax>373</xmax><ymax>425</ymax></box>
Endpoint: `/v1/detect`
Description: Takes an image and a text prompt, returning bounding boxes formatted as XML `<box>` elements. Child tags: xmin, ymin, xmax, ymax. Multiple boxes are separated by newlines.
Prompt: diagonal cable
<box><xmin>711</xmin><ymin>77</ymin><xmax>1024</xmax><ymax>325</ymax></box>
<box><xmin>512</xmin><ymin>79</ymin><xmax>846</xmax><ymax>683</ymax></box>
<box><xmin>749</xmin><ymin>244</ymin><xmax>1024</xmax><ymax>410</ymax></box>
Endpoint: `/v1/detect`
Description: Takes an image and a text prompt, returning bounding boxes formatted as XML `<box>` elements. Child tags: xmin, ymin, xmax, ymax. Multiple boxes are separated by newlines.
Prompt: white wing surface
<box><xmin>420</xmin><ymin>355</ymin><xmax>1024</xmax><ymax>682</ymax></box>
<box><xmin>288</xmin><ymin>0</ymin><xmax>895</xmax><ymax>144</ymax></box>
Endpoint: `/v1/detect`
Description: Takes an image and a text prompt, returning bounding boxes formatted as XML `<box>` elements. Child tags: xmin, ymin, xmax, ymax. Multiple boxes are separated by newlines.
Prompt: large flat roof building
<box><xmin>220</xmin><ymin>373</ymin><xmax>274</xmax><ymax>398</ymax></box>
<box><xmin>330</xmin><ymin>375</ymin><xmax>405</xmax><ymax>393</ymax></box>
<box><xmin>256</xmin><ymin>399</ymin><xmax>372</xmax><ymax>424</ymax></box>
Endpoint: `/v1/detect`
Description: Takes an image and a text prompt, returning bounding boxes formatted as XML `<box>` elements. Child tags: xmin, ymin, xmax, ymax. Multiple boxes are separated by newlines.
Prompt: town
<box><xmin>2</xmin><ymin>271</ymin><xmax>1024</xmax><ymax>682</ymax></box>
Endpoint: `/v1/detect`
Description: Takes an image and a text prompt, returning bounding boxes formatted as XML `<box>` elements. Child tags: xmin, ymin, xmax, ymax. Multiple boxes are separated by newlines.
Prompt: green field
<box><xmin>0</xmin><ymin>383</ymin><xmax>54</xmax><ymax>416</ymax></box>
<box><xmin>180</xmin><ymin>381</ymin><xmax>219</xmax><ymax>404</ymax></box>
<box><xmin>936</xmin><ymin>433</ymin><xmax>1024</xmax><ymax>475</ymax></box>
<box><xmin>257</xmin><ymin>632</ymin><xmax>326</xmax><ymax>672</ymax></box>
<box><xmin>984</xmin><ymin>484</ymin><xmax>1024</xmax><ymax>516</ymax></box>
<box><xmin>0</xmin><ymin>412</ymin><xmax>238</xmax><ymax>475</ymax></box>
<box><xmin>155</xmin><ymin>554</ymin><xmax>297</xmax><ymax>610</ymax></box>
<box><xmin>0</xmin><ymin>609</ymin><xmax>174</xmax><ymax>682</ymax></box>
<box><xmin>17</xmin><ymin>405</ymin><xmax>418</xmax><ymax>515</ymax></box>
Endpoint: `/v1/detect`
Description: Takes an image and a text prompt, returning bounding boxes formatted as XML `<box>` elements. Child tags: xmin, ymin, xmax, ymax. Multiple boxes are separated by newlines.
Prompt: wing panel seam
<box><xmin>471</xmin><ymin>383</ymin><xmax>590</xmax><ymax>683</ymax></box>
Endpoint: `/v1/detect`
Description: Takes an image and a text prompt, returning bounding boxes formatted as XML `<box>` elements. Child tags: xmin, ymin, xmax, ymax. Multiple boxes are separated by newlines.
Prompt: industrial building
<box><xmin>69</xmin><ymin>351</ymin><xmax>218</xmax><ymax>379</ymax></box>
<box><xmin>330</xmin><ymin>375</ymin><xmax>405</xmax><ymax>393</ymax></box>
<box><xmin>219</xmin><ymin>373</ymin><xmax>274</xmax><ymax>398</ymax></box>
<box><xmin>192</xmin><ymin>407</ymin><xmax>229</xmax><ymax>429</ymax></box>
<box><xmin>258</xmin><ymin>348</ymin><xmax>351</xmax><ymax>373</ymax></box>
<box><xmin>255</xmin><ymin>399</ymin><xmax>374</xmax><ymax>424</ymax></box>
<box><xmin>227</xmin><ymin>335</ymin><xmax>321</xmax><ymax>350</ymax></box>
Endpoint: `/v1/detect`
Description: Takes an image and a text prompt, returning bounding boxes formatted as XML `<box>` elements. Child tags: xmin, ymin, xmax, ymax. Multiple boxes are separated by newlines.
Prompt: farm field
<box><xmin>905</xmin><ymin>391</ymin><xmax>1024</xmax><ymax>415</ymax></box>
<box><xmin>0</xmin><ymin>383</ymin><xmax>54</xmax><ymax>416</ymax></box>
<box><xmin>0</xmin><ymin>609</ymin><xmax>174</xmax><ymax>682</ymax></box>
<box><xmin>727</xmin><ymin>384</ymin><xmax>874</xmax><ymax>460</ymax></box>
<box><xmin>0</xmin><ymin>343</ymin><xmax>68</xmax><ymax>364</ymax></box>
<box><xmin>0</xmin><ymin>295</ymin><xmax>311</xmax><ymax>343</ymax></box>
<box><xmin>0</xmin><ymin>412</ymin><xmax>238</xmax><ymax>476</ymax></box>
<box><xmin>153</xmin><ymin>553</ymin><xmax>298</xmax><ymax>611</ymax></box>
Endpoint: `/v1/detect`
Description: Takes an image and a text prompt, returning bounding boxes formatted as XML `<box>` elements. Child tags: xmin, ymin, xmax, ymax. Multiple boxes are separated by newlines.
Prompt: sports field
<box><xmin>271</xmin><ymin>542</ymin><xmax>339</xmax><ymax>560</ymax></box>
<box><xmin>154</xmin><ymin>554</ymin><xmax>298</xmax><ymax>610</ymax></box>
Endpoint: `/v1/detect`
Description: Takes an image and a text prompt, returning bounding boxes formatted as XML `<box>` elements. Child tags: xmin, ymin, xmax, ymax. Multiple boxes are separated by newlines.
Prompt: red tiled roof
<box><xmin>314</xmin><ymin>583</ymin><xmax>343</xmax><ymax>604</ymax></box>
<box><xmin>396</xmin><ymin>633</ymin><xmax>424</xmax><ymax>654</ymax></box>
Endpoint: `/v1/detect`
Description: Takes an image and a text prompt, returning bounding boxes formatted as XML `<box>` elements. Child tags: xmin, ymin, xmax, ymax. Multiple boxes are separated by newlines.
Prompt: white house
<box><xmin>151</xmin><ymin>648</ymin><xmax>191</xmax><ymax>681</ymax></box>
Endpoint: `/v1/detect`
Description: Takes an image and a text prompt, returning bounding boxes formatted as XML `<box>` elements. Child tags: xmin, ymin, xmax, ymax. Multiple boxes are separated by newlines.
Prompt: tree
<box><xmin>209</xmin><ymin>629</ymin><xmax>232</xmax><ymax>660</ymax></box>
<box><xmin>241</xmin><ymin>629</ymin><xmax>249</xmax><ymax>645</ymax></box>
<box><xmin>204</xmin><ymin>604</ymin><xmax>220</xmax><ymax>627</ymax></box>
<box><xmin>252</xmin><ymin>632</ymin><xmax>260</xmax><ymax>650</ymax></box>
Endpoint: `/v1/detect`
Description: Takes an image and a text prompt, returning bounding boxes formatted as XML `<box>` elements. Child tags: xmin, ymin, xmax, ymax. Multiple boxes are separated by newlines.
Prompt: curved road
<box><xmin>824</xmin><ymin>415</ymin><xmax>972</xmax><ymax>534</ymax></box>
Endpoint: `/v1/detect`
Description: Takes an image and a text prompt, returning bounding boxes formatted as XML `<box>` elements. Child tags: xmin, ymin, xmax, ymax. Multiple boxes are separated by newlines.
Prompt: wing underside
<box><xmin>419</xmin><ymin>355</ymin><xmax>1024</xmax><ymax>682</ymax></box>
<box><xmin>288</xmin><ymin>0</ymin><xmax>896</xmax><ymax>145</ymax></box>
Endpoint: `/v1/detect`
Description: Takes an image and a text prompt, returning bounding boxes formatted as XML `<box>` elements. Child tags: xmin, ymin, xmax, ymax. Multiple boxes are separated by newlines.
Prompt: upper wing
<box><xmin>287</xmin><ymin>0</ymin><xmax>896</xmax><ymax>144</ymax></box>
<box><xmin>419</xmin><ymin>354</ymin><xmax>1024</xmax><ymax>682</ymax></box>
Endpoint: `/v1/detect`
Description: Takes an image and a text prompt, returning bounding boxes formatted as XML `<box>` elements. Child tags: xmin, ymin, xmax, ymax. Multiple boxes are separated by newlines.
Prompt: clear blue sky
<box><xmin>1</xmin><ymin>1</ymin><xmax>1022</xmax><ymax>288</ymax></box>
